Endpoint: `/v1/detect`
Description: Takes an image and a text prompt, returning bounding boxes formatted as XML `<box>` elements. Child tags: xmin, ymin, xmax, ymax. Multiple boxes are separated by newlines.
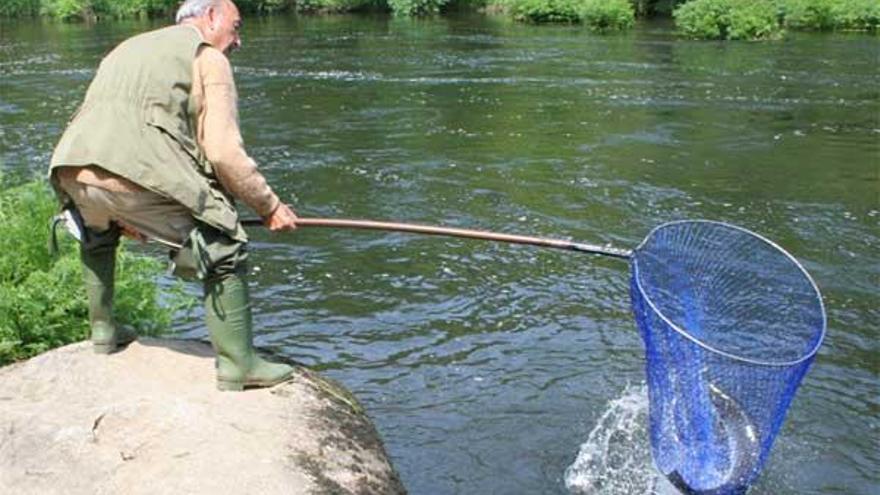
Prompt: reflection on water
<box><xmin>2</xmin><ymin>14</ymin><xmax>877</xmax><ymax>495</ymax></box>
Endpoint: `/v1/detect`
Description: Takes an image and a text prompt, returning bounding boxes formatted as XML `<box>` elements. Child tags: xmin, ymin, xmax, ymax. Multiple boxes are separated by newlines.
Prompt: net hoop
<box><xmin>632</xmin><ymin>220</ymin><xmax>827</xmax><ymax>368</ymax></box>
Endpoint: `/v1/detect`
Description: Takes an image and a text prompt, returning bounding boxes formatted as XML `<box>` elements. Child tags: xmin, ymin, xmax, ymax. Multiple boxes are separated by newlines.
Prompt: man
<box><xmin>49</xmin><ymin>0</ymin><xmax>298</xmax><ymax>392</ymax></box>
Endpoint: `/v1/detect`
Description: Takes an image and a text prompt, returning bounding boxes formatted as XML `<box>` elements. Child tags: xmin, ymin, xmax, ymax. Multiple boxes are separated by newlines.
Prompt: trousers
<box><xmin>57</xmin><ymin>172</ymin><xmax>247</xmax><ymax>280</ymax></box>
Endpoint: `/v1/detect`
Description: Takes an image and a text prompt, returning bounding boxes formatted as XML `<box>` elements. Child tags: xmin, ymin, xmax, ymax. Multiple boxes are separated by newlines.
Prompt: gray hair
<box><xmin>175</xmin><ymin>0</ymin><xmax>224</xmax><ymax>24</ymax></box>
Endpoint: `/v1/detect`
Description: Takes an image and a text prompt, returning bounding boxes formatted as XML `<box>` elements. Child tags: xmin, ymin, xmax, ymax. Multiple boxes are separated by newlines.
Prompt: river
<box><xmin>1</xmin><ymin>13</ymin><xmax>877</xmax><ymax>494</ymax></box>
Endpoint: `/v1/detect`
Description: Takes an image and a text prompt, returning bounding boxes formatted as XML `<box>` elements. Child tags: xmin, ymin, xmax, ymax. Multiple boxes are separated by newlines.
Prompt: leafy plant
<box><xmin>783</xmin><ymin>0</ymin><xmax>836</xmax><ymax>29</ymax></box>
<box><xmin>505</xmin><ymin>0</ymin><xmax>583</xmax><ymax>23</ymax></box>
<box><xmin>0</xmin><ymin>0</ymin><xmax>41</xmax><ymax>17</ymax></box>
<box><xmin>295</xmin><ymin>0</ymin><xmax>377</xmax><ymax>13</ymax></box>
<box><xmin>829</xmin><ymin>0</ymin><xmax>879</xmax><ymax>30</ymax></box>
<box><xmin>674</xmin><ymin>0</ymin><xmax>784</xmax><ymax>39</ymax></box>
<box><xmin>0</xmin><ymin>181</ymin><xmax>193</xmax><ymax>366</ymax></box>
<box><xmin>387</xmin><ymin>0</ymin><xmax>450</xmax><ymax>16</ymax></box>
<box><xmin>579</xmin><ymin>0</ymin><xmax>635</xmax><ymax>31</ymax></box>
<box><xmin>39</xmin><ymin>0</ymin><xmax>162</xmax><ymax>20</ymax></box>
<box><xmin>675</xmin><ymin>0</ymin><xmax>878</xmax><ymax>37</ymax></box>
<box><xmin>236</xmin><ymin>0</ymin><xmax>296</xmax><ymax>13</ymax></box>
<box><xmin>499</xmin><ymin>0</ymin><xmax>635</xmax><ymax>27</ymax></box>
<box><xmin>40</xmin><ymin>0</ymin><xmax>94</xmax><ymax>20</ymax></box>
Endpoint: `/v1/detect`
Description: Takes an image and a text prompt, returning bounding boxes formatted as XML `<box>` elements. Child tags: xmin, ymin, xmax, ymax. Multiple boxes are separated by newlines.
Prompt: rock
<box><xmin>0</xmin><ymin>339</ymin><xmax>406</xmax><ymax>495</ymax></box>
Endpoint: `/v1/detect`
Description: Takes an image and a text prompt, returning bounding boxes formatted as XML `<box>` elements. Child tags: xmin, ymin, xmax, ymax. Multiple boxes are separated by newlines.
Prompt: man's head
<box><xmin>176</xmin><ymin>0</ymin><xmax>242</xmax><ymax>55</ymax></box>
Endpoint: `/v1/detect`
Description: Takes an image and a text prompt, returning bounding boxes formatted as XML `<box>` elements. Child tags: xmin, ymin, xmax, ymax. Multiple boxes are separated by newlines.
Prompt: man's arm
<box><xmin>196</xmin><ymin>46</ymin><xmax>296</xmax><ymax>231</ymax></box>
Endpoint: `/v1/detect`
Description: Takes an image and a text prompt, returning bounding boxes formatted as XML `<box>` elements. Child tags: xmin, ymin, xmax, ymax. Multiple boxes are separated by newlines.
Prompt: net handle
<box><xmin>242</xmin><ymin>216</ymin><xmax>632</xmax><ymax>260</ymax></box>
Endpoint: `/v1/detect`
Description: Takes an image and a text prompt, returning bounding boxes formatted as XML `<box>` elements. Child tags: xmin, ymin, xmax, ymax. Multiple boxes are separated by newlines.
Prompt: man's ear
<box><xmin>206</xmin><ymin>5</ymin><xmax>219</xmax><ymax>31</ymax></box>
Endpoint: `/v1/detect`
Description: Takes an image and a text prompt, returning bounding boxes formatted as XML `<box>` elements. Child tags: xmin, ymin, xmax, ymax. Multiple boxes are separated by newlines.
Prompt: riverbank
<box><xmin>1</xmin><ymin>0</ymin><xmax>876</xmax><ymax>38</ymax></box>
<box><xmin>0</xmin><ymin>338</ymin><xmax>406</xmax><ymax>494</ymax></box>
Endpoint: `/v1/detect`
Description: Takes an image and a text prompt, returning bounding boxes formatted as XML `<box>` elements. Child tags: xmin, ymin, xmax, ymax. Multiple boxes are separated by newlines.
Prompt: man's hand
<box><xmin>264</xmin><ymin>203</ymin><xmax>298</xmax><ymax>232</ymax></box>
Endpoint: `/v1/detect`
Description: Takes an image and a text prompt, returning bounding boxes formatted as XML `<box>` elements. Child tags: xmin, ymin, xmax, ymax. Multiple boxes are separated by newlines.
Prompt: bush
<box><xmin>236</xmin><ymin>0</ymin><xmax>296</xmax><ymax>13</ymax></box>
<box><xmin>0</xmin><ymin>0</ymin><xmax>41</xmax><ymax>17</ymax></box>
<box><xmin>499</xmin><ymin>0</ymin><xmax>634</xmax><ymax>27</ymax></box>
<box><xmin>674</xmin><ymin>0</ymin><xmax>784</xmax><ymax>39</ymax></box>
<box><xmin>296</xmin><ymin>0</ymin><xmax>381</xmax><ymax>13</ymax></box>
<box><xmin>31</xmin><ymin>0</ymin><xmax>294</xmax><ymax>20</ymax></box>
<box><xmin>579</xmin><ymin>0</ymin><xmax>635</xmax><ymax>31</ymax></box>
<box><xmin>828</xmin><ymin>0</ymin><xmax>879</xmax><ymax>30</ymax></box>
<box><xmin>38</xmin><ymin>0</ymin><xmax>177</xmax><ymax>20</ymax></box>
<box><xmin>100</xmin><ymin>0</ymin><xmax>178</xmax><ymax>19</ymax></box>
<box><xmin>40</xmin><ymin>0</ymin><xmax>92</xmax><ymax>20</ymax></box>
<box><xmin>783</xmin><ymin>0</ymin><xmax>837</xmax><ymax>29</ymax></box>
<box><xmin>783</xmin><ymin>0</ymin><xmax>880</xmax><ymax>31</ymax></box>
<box><xmin>0</xmin><ymin>180</ymin><xmax>192</xmax><ymax>366</ymax></box>
<box><xmin>505</xmin><ymin>0</ymin><xmax>584</xmax><ymax>23</ymax></box>
<box><xmin>674</xmin><ymin>0</ymin><xmax>878</xmax><ymax>37</ymax></box>
<box><xmin>387</xmin><ymin>0</ymin><xmax>450</xmax><ymax>16</ymax></box>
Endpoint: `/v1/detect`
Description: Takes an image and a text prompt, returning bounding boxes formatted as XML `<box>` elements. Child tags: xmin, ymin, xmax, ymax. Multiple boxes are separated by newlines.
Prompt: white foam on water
<box><xmin>564</xmin><ymin>383</ymin><xmax>679</xmax><ymax>495</ymax></box>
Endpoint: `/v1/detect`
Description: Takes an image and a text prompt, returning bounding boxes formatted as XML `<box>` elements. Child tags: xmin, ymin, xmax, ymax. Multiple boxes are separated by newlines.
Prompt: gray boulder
<box><xmin>0</xmin><ymin>339</ymin><xmax>406</xmax><ymax>495</ymax></box>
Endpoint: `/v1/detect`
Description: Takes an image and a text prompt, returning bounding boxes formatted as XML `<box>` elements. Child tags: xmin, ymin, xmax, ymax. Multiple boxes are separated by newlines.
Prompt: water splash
<box><xmin>564</xmin><ymin>384</ymin><xmax>678</xmax><ymax>495</ymax></box>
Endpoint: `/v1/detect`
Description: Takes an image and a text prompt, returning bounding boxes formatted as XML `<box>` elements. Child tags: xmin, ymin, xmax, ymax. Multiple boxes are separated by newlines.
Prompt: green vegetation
<box><xmin>40</xmin><ymin>0</ymin><xmax>178</xmax><ymax>20</ymax></box>
<box><xmin>579</xmin><ymin>0</ymin><xmax>636</xmax><ymax>30</ymax></box>
<box><xmin>674</xmin><ymin>0</ymin><xmax>879</xmax><ymax>39</ymax></box>
<box><xmin>385</xmin><ymin>0</ymin><xmax>441</xmax><ymax>16</ymax></box>
<box><xmin>503</xmin><ymin>0</ymin><xmax>582</xmax><ymax>23</ymax></box>
<box><xmin>294</xmin><ymin>0</ymin><xmax>378</xmax><ymax>13</ymax></box>
<box><xmin>0</xmin><ymin>180</ymin><xmax>192</xmax><ymax>366</ymax></box>
<box><xmin>3</xmin><ymin>0</ymin><xmax>296</xmax><ymax>20</ymax></box>
<box><xmin>673</xmin><ymin>0</ymin><xmax>783</xmax><ymax>40</ymax></box>
<box><xmin>784</xmin><ymin>0</ymin><xmax>838</xmax><ymax>29</ymax></box>
<box><xmin>0</xmin><ymin>0</ymin><xmax>635</xmax><ymax>26</ymax></box>
<box><xmin>0</xmin><ymin>0</ymin><xmax>875</xmax><ymax>37</ymax></box>
<box><xmin>0</xmin><ymin>0</ymin><xmax>41</xmax><ymax>18</ymax></box>
<box><xmin>498</xmin><ymin>0</ymin><xmax>635</xmax><ymax>29</ymax></box>
<box><xmin>782</xmin><ymin>0</ymin><xmax>880</xmax><ymax>31</ymax></box>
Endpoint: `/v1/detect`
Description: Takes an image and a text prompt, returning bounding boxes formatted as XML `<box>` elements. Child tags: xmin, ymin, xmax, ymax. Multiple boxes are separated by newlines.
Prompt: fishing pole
<box><xmin>241</xmin><ymin>216</ymin><xmax>632</xmax><ymax>260</ymax></box>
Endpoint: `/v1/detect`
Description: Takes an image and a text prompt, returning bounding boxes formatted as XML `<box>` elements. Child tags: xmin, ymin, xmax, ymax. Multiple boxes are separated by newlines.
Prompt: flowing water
<box><xmin>1</xmin><ymin>14</ymin><xmax>877</xmax><ymax>494</ymax></box>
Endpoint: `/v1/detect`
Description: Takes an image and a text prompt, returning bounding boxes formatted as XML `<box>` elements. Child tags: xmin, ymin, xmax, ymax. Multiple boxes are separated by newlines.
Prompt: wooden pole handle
<box><xmin>244</xmin><ymin>216</ymin><xmax>631</xmax><ymax>260</ymax></box>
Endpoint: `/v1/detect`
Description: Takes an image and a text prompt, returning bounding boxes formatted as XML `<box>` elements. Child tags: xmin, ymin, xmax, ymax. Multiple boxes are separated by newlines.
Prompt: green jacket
<box><xmin>50</xmin><ymin>24</ymin><xmax>246</xmax><ymax>241</ymax></box>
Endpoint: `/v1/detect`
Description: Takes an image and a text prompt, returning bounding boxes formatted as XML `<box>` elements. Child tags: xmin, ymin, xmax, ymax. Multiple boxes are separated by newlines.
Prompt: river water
<box><xmin>1</xmin><ymin>14</ymin><xmax>877</xmax><ymax>495</ymax></box>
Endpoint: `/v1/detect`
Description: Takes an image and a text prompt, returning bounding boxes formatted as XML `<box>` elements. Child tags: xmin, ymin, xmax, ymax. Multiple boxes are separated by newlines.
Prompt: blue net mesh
<box><xmin>629</xmin><ymin>221</ymin><xmax>825</xmax><ymax>494</ymax></box>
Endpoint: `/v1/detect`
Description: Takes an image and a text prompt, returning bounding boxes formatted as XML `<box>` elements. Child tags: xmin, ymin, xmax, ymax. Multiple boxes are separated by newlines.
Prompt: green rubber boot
<box><xmin>203</xmin><ymin>273</ymin><xmax>293</xmax><ymax>391</ymax></box>
<box><xmin>81</xmin><ymin>242</ymin><xmax>137</xmax><ymax>354</ymax></box>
